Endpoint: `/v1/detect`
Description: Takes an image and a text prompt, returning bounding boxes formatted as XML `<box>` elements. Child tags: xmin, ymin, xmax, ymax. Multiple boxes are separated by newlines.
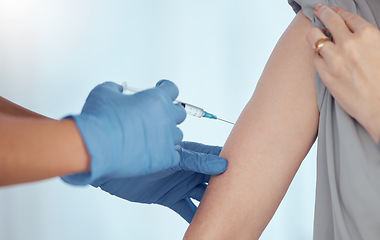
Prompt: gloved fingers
<box><xmin>202</xmin><ymin>174</ymin><xmax>211</xmax><ymax>183</ymax></box>
<box><xmin>170</xmin><ymin>148</ymin><xmax>181</xmax><ymax>167</ymax></box>
<box><xmin>170</xmin><ymin>198</ymin><xmax>197</xmax><ymax>223</ymax></box>
<box><xmin>97</xmin><ymin>81</ymin><xmax>123</xmax><ymax>93</ymax></box>
<box><xmin>188</xmin><ymin>183</ymin><xmax>207</xmax><ymax>202</ymax></box>
<box><xmin>173</xmin><ymin>103</ymin><xmax>187</xmax><ymax>124</ymax></box>
<box><xmin>178</xmin><ymin>147</ymin><xmax>228</xmax><ymax>175</ymax></box>
<box><xmin>173</xmin><ymin>127</ymin><xmax>184</xmax><ymax>145</ymax></box>
<box><xmin>155</xmin><ymin>80</ymin><xmax>179</xmax><ymax>101</ymax></box>
<box><xmin>90</xmin><ymin>176</ymin><xmax>108</xmax><ymax>188</ymax></box>
<box><xmin>180</xmin><ymin>141</ymin><xmax>223</xmax><ymax>156</ymax></box>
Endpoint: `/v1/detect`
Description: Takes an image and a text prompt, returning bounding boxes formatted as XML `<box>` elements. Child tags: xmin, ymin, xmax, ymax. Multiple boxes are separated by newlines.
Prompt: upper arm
<box><xmin>0</xmin><ymin>97</ymin><xmax>47</xmax><ymax>119</ymax></box>
<box><xmin>184</xmin><ymin>11</ymin><xmax>318</xmax><ymax>239</ymax></box>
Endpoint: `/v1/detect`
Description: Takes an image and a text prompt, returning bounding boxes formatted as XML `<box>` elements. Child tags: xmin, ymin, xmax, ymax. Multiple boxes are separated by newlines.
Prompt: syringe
<box><xmin>122</xmin><ymin>82</ymin><xmax>234</xmax><ymax>125</ymax></box>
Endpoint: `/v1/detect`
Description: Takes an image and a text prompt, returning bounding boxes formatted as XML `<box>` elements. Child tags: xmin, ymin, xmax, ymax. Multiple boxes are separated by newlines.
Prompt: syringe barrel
<box><xmin>178</xmin><ymin>102</ymin><xmax>204</xmax><ymax>118</ymax></box>
<box><xmin>122</xmin><ymin>82</ymin><xmax>206</xmax><ymax>118</ymax></box>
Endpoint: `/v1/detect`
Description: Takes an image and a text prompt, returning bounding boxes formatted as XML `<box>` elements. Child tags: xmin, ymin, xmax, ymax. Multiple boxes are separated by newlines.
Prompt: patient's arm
<box><xmin>184</xmin><ymin>11</ymin><xmax>318</xmax><ymax>239</ymax></box>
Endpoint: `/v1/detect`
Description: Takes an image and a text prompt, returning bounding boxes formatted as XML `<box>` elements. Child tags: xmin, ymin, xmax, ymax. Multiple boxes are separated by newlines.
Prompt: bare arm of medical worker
<box><xmin>0</xmin><ymin>97</ymin><xmax>48</xmax><ymax>119</ymax></box>
<box><xmin>184</xmin><ymin>11</ymin><xmax>319</xmax><ymax>239</ymax></box>
<box><xmin>0</xmin><ymin>113</ymin><xmax>90</xmax><ymax>186</ymax></box>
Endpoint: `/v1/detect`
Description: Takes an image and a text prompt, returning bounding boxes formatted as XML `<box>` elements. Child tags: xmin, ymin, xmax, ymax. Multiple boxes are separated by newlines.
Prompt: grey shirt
<box><xmin>288</xmin><ymin>1</ymin><xmax>380</xmax><ymax>239</ymax></box>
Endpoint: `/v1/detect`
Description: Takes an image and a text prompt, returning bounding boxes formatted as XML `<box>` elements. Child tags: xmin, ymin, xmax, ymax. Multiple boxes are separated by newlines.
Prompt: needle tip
<box><xmin>217</xmin><ymin>118</ymin><xmax>235</xmax><ymax>125</ymax></box>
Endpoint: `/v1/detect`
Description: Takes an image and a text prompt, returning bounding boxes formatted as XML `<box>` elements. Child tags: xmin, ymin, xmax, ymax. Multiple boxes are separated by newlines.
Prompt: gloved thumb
<box><xmin>180</xmin><ymin>141</ymin><xmax>223</xmax><ymax>156</ymax></box>
<box><xmin>177</xmin><ymin>147</ymin><xmax>228</xmax><ymax>175</ymax></box>
<box><xmin>98</xmin><ymin>81</ymin><xmax>123</xmax><ymax>93</ymax></box>
<box><xmin>155</xmin><ymin>79</ymin><xmax>179</xmax><ymax>101</ymax></box>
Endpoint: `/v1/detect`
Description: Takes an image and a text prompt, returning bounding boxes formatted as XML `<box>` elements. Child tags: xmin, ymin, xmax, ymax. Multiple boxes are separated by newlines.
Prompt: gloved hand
<box><xmin>91</xmin><ymin>141</ymin><xmax>228</xmax><ymax>223</ymax></box>
<box><xmin>62</xmin><ymin>80</ymin><xmax>186</xmax><ymax>185</ymax></box>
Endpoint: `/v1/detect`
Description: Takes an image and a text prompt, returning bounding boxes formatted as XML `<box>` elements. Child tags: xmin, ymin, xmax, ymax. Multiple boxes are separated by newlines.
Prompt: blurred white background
<box><xmin>0</xmin><ymin>0</ymin><xmax>316</xmax><ymax>239</ymax></box>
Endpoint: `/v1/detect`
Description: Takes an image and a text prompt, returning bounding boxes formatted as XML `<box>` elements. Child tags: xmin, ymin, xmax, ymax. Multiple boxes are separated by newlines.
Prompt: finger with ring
<box><xmin>314</xmin><ymin>36</ymin><xmax>331</xmax><ymax>54</ymax></box>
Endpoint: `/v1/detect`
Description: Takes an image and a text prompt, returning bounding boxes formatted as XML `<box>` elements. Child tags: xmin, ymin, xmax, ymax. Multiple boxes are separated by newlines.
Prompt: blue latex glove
<box><xmin>62</xmin><ymin>80</ymin><xmax>186</xmax><ymax>185</ymax></box>
<box><xmin>91</xmin><ymin>141</ymin><xmax>228</xmax><ymax>223</ymax></box>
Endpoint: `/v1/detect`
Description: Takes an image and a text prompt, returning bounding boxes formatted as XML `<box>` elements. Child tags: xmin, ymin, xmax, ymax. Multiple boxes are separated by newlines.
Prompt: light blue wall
<box><xmin>0</xmin><ymin>1</ymin><xmax>316</xmax><ymax>239</ymax></box>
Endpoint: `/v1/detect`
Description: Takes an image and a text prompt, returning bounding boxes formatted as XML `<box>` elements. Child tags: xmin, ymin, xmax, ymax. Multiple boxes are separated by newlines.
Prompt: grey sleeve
<box><xmin>287</xmin><ymin>0</ymin><xmax>377</xmax><ymax>110</ymax></box>
<box><xmin>287</xmin><ymin>1</ymin><xmax>380</xmax><ymax>239</ymax></box>
<box><xmin>288</xmin><ymin>0</ymin><xmax>377</xmax><ymax>31</ymax></box>
<box><xmin>288</xmin><ymin>0</ymin><xmax>327</xmax><ymax>23</ymax></box>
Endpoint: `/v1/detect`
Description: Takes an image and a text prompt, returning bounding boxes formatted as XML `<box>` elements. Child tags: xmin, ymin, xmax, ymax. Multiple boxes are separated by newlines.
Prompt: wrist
<box><xmin>60</xmin><ymin>114</ymin><xmax>117</xmax><ymax>185</ymax></box>
<box><xmin>60</xmin><ymin>118</ymin><xmax>91</xmax><ymax>173</ymax></box>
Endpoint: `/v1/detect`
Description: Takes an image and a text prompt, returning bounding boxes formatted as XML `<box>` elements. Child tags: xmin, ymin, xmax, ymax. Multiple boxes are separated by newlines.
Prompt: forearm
<box><xmin>0</xmin><ymin>115</ymin><xmax>90</xmax><ymax>186</ymax></box>
<box><xmin>0</xmin><ymin>97</ymin><xmax>48</xmax><ymax>119</ymax></box>
<box><xmin>184</xmin><ymin>12</ymin><xmax>318</xmax><ymax>239</ymax></box>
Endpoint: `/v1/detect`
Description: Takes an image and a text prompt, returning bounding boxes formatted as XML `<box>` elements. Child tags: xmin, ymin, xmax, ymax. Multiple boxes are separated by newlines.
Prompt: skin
<box><xmin>184</xmin><ymin>11</ymin><xmax>318</xmax><ymax>239</ymax></box>
<box><xmin>0</xmin><ymin>97</ymin><xmax>90</xmax><ymax>186</ymax></box>
<box><xmin>306</xmin><ymin>4</ymin><xmax>380</xmax><ymax>144</ymax></box>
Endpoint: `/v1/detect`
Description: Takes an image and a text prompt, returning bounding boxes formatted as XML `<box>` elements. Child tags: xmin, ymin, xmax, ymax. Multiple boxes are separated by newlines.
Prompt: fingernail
<box><xmin>156</xmin><ymin>79</ymin><xmax>168</xmax><ymax>86</ymax></box>
<box><xmin>314</xmin><ymin>4</ymin><xmax>323</xmax><ymax>12</ymax></box>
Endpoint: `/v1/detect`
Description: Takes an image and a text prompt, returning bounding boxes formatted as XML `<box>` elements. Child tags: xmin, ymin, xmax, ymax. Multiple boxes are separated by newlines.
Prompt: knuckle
<box><xmin>327</xmin><ymin>57</ymin><xmax>343</xmax><ymax>76</ymax></box>
<box><xmin>159</xmin><ymin>79</ymin><xmax>178</xmax><ymax>94</ymax></box>
<box><xmin>344</xmin><ymin>14</ymin><xmax>357</xmax><ymax>25</ymax></box>
<box><xmin>326</xmin><ymin>14</ymin><xmax>341</xmax><ymax>27</ymax></box>
<box><xmin>305</xmin><ymin>28</ymin><xmax>320</xmax><ymax>41</ymax></box>
<box><xmin>177</xmin><ymin>127</ymin><xmax>184</xmax><ymax>138</ymax></box>
<box><xmin>341</xmin><ymin>38</ymin><xmax>355</xmax><ymax>51</ymax></box>
<box><xmin>331</xmin><ymin>60</ymin><xmax>343</xmax><ymax>73</ymax></box>
<box><xmin>331</xmin><ymin>7</ymin><xmax>342</xmax><ymax>13</ymax></box>
<box><xmin>147</xmin><ymin>89</ymin><xmax>170</xmax><ymax>105</ymax></box>
<box><xmin>359</xmin><ymin>24</ymin><xmax>376</xmax><ymax>36</ymax></box>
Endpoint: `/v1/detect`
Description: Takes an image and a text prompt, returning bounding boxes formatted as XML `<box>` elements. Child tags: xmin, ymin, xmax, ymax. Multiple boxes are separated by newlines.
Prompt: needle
<box><xmin>122</xmin><ymin>82</ymin><xmax>235</xmax><ymax>125</ymax></box>
<box><xmin>217</xmin><ymin>118</ymin><xmax>235</xmax><ymax>125</ymax></box>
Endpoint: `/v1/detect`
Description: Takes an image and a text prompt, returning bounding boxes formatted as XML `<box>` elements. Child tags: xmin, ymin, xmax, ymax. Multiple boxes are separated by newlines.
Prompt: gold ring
<box><xmin>314</xmin><ymin>37</ymin><xmax>331</xmax><ymax>54</ymax></box>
